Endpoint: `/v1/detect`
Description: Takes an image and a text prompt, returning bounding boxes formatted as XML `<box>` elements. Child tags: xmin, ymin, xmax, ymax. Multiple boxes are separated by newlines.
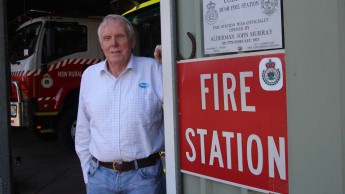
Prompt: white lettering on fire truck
<box><xmin>185</xmin><ymin>128</ymin><xmax>286</xmax><ymax>180</ymax></box>
<box><xmin>200</xmin><ymin>72</ymin><xmax>256</xmax><ymax>112</ymax></box>
<box><xmin>58</xmin><ymin>71</ymin><xmax>82</xmax><ymax>78</ymax></box>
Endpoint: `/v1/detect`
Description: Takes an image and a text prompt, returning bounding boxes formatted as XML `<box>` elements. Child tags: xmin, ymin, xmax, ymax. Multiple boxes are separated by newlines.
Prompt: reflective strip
<box><xmin>26</xmin><ymin>70</ymin><xmax>37</xmax><ymax>76</ymax></box>
<box><xmin>11</xmin><ymin>58</ymin><xmax>102</xmax><ymax>77</ymax></box>
<box><xmin>80</xmin><ymin>59</ymin><xmax>88</xmax><ymax>64</ymax></box>
<box><xmin>73</xmin><ymin>59</ymin><xmax>81</xmax><ymax>64</ymax></box>
<box><xmin>62</xmin><ymin>59</ymin><xmax>68</xmax><ymax>67</ymax></box>
<box><xmin>34</xmin><ymin>111</ymin><xmax>59</xmax><ymax>116</ymax></box>
<box><xmin>34</xmin><ymin>69</ymin><xmax>41</xmax><ymax>76</ymax></box>
<box><xmin>55</xmin><ymin>61</ymin><xmax>61</xmax><ymax>69</ymax></box>
<box><xmin>38</xmin><ymin>97</ymin><xmax>55</xmax><ymax>101</ymax></box>
<box><xmin>48</xmin><ymin>64</ymin><xmax>54</xmax><ymax>71</ymax></box>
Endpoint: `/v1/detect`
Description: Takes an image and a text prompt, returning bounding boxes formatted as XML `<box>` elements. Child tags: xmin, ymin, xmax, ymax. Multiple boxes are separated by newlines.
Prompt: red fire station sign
<box><xmin>178</xmin><ymin>50</ymin><xmax>288</xmax><ymax>193</ymax></box>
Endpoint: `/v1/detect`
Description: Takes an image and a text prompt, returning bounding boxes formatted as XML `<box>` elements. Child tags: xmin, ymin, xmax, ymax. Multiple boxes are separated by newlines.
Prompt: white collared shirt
<box><xmin>75</xmin><ymin>55</ymin><xmax>164</xmax><ymax>183</ymax></box>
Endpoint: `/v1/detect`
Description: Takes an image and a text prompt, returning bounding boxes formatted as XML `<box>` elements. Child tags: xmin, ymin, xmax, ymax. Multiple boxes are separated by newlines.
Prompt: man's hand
<box><xmin>154</xmin><ymin>45</ymin><xmax>162</xmax><ymax>64</ymax></box>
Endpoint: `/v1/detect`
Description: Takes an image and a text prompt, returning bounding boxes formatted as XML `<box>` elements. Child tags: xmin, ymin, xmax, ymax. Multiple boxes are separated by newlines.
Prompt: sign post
<box><xmin>178</xmin><ymin>50</ymin><xmax>288</xmax><ymax>193</ymax></box>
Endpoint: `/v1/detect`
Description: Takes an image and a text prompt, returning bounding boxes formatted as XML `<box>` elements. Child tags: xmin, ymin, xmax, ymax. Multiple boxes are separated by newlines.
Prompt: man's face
<box><xmin>100</xmin><ymin>19</ymin><xmax>135</xmax><ymax>66</ymax></box>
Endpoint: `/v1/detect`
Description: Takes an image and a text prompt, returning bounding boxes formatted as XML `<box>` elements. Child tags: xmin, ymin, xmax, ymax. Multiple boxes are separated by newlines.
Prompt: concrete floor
<box><xmin>12</xmin><ymin>127</ymin><xmax>85</xmax><ymax>194</ymax></box>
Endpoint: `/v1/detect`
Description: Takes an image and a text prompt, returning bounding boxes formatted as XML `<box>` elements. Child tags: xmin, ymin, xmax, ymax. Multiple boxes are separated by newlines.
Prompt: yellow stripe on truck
<box><xmin>123</xmin><ymin>0</ymin><xmax>160</xmax><ymax>16</ymax></box>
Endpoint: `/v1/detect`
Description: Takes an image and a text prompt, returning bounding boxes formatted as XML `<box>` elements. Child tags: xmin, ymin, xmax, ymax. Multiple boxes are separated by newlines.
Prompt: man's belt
<box><xmin>92</xmin><ymin>153</ymin><xmax>161</xmax><ymax>172</ymax></box>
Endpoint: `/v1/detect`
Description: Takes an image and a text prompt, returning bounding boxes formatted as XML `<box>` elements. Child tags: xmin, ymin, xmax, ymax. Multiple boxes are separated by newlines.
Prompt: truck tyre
<box><xmin>57</xmin><ymin>107</ymin><xmax>78</xmax><ymax>152</ymax></box>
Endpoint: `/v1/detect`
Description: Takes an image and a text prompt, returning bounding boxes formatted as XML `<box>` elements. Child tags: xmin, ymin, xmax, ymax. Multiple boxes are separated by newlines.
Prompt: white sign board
<box><xmin>203</xmin><ymin>0</ymin><xmax>282</xmax><ymax>54</ymax></box>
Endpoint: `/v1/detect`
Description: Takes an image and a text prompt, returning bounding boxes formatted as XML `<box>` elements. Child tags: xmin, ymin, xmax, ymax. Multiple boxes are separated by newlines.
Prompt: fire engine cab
<box><xmin>10</xmin><ymin>13</ymin><xmax>103</xmax><ymax>151</ymax></box>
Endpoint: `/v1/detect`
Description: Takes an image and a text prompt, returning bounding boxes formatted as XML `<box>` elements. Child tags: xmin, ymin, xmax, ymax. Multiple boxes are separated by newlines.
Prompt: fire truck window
<box><xmin>125</xmin><ymin>3</ymin><xmax>161</xmax><ymax>58</ymax></box>
<box><xmin>133</xmin><ymin>17</ymin><xmax>161</xmax><ymax>58</ymax></box>
<box><xmin>10</xmin><ymin>22</ymin><xmax>42</xmax><ymax>62</ymax></box>
<box><xmin>42</xmin><ymin>23</ymin><xmax>87</xmax><ymax>63</ymax></box>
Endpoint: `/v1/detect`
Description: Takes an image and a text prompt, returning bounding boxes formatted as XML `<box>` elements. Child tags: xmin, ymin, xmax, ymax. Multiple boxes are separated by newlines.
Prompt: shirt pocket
<box><xmin>125</xmin><ymin>88</ymin><xmax>160</xmax><ymax>128</ymax></box>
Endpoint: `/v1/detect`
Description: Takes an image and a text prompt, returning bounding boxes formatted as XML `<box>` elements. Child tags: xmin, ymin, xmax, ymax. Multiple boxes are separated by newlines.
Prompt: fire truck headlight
<box><xmin>11</xmin><ymin>105</ymin><xmax>17</xmax><ymax>117</ymax></box>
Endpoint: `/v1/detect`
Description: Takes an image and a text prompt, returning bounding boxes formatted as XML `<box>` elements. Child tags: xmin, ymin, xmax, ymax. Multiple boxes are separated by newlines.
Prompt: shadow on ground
<box><xmin>12</xmin><ymin>127</ymin><xmax>85</xmax><ymax>194</ymax></box>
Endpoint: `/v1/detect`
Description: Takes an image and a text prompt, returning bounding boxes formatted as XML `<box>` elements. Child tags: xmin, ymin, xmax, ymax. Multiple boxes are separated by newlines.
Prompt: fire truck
<box><xmin>10</xmin><ymin>0</ymin><xmax>160</xmax><ymax>152</ymax></box>
<box><xmin>10</xmin><ymin>12</ymin><xmax>103</xmax><ymax>151</ymax></box>
<box><xmin>123</xmin><ymin>0</ymin><xmax>161</xmax><ymax>58</ymax></box>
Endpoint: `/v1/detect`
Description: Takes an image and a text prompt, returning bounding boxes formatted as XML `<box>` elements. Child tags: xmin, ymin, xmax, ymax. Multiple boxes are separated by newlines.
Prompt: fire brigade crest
<box><xmin>205</xmin><ymin>1</ymin><xmax>218</xmax><ymax>25</ymax></box>
<box><xmin>261</xmin><ymin>59</ymin><xmax>280</xmax><ymax>86</ymax></box>
<box><xmin>259</xmin><ymin>57</ymin><xmax>283</xmax><ymax>91</ymax></box>
<box><xmin>261</xmin><ymin>0</ymin><xmax>279</xmax><ymax>16</ymax></box>
<box><xmin>41</xmin><ymin>73</ymin><xmax>53</xmax><ymax>88</ymax></box>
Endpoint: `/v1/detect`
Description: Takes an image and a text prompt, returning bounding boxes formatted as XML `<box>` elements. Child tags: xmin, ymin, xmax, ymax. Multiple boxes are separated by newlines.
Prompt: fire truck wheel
<box><xmin>57</xmin><ymin>107</ymin><xmax>78</xmax><ymax>152</ymax></box>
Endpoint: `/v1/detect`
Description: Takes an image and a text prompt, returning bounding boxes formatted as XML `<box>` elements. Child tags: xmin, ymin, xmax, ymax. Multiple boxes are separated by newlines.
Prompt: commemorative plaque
<box><xmin>203</xmin><ymin>0</ymin><xmax>283</xmax><ymax>54</ymax></box>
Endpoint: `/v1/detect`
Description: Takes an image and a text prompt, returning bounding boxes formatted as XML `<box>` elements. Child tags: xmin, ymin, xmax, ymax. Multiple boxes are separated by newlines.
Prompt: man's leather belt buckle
<box><xmin>112</xmin><ymin>160</ymin><xmax>123</xmax><ymax>172</ymax></box>
<box><xmin>93</xmin><ymin>153</ymin><xmax>160</xmax><ymax>173</ymax></box>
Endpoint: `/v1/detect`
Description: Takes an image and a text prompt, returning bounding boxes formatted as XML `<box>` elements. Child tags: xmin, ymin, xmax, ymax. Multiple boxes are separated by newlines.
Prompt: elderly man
<box><xmin>75</xmin><ymin>14</ymin><xmax>165</xmax><ymax>194</ymax></box>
